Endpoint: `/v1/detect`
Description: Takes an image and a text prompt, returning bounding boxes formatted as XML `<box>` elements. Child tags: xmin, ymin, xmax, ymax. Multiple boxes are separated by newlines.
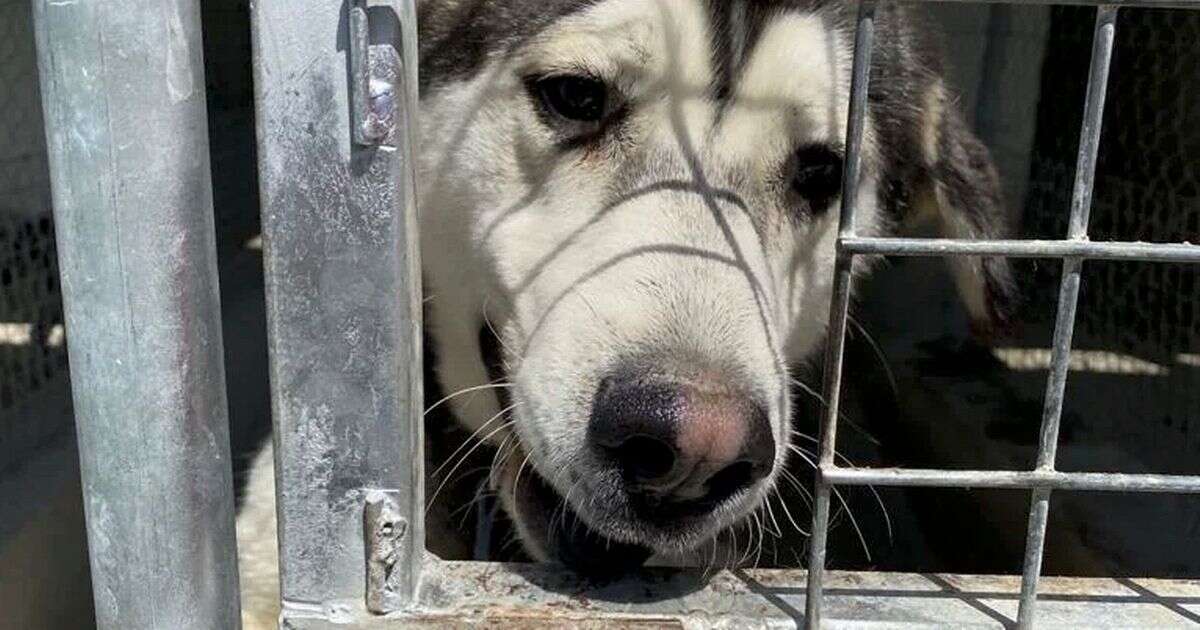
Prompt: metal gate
<box><xmin>29</xmin><ymin>0</ymin><xmax>1200</xmax><ymax>628</ymax></box>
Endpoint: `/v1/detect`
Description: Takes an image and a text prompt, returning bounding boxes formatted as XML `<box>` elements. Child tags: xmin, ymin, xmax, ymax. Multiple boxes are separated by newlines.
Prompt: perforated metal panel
<box><xmin>0</xmin><ymin>0</ymin><xmax>68</xmax><ymax>467</ymax></box>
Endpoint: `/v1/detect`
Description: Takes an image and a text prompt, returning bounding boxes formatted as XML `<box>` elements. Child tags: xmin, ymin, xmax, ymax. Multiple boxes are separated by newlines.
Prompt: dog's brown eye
<box><xmin>534</xmin><ymin>75</ymin><xmax>608</xmax><ymax>122</ymax></box>
<box><xmin>792</xmin><ymin>145</ymin><xmax>844</xmax><ymax>213</ymax></box>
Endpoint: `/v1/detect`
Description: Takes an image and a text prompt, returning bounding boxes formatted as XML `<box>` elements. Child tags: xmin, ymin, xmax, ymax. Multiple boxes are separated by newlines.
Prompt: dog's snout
<box><xmin>589</xmin><ymin>370</ymin><xmax>774</xmax><ymax>515</ymax></box>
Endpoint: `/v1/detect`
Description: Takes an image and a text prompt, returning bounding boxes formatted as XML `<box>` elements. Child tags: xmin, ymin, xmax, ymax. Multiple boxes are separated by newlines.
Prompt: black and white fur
<box><xmin>237</xmin><ymin>1</ymin><xmax>1014</xmax><ymax>626</ymax></box>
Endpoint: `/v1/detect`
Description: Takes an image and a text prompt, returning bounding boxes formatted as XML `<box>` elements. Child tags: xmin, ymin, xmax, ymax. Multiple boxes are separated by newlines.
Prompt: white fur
<box><xmin>237</xmin><ymin>446</ymin><xmax>280</xmax><ymax>629</ymax></box>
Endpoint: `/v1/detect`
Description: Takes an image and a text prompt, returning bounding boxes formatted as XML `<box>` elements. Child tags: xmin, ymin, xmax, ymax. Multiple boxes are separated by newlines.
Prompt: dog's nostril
<box><xmin>704</xmin><ymin>460</ymin><xmax>760</xmax><ymax>504</ymax></box>
<box><xmin>612</xmin><ymin>435</ymin><xmax>677</xmax><ymax>483</ymax></box>
<box><xmin>589</xmin><ymin>366</ymin><xmax>774</xmax><ymax>516</ymax></box>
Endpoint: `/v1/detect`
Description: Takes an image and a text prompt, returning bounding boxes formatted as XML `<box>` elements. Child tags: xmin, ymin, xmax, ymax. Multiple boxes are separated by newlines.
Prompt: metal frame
<box><xmin>250</xmin><ymin>0</ymin><xmax>424</xmax><ymax>617</ymax></box>
<box><xmin>804</xmin><ymin>3</ymin><xmax>1200</xmax><ymax>630</ymax></box>
<box><xmin>29</xmin><ymin>0</ymin><xmax>1200</xmax><ymax>628</ymax></box>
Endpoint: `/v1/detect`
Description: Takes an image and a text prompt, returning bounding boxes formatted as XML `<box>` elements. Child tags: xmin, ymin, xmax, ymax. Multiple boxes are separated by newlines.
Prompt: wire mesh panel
<box><xmin>802</xmin><ymin>2</ymin><xmax>1200</xmax><ymax>629</ymax></box>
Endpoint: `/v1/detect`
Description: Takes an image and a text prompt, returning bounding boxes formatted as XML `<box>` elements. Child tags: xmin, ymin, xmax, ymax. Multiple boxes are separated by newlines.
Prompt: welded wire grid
<box><xmin>804</xmin><ymin>2</ymin><xmax>1200</xmax><ymax>629</ymax></box>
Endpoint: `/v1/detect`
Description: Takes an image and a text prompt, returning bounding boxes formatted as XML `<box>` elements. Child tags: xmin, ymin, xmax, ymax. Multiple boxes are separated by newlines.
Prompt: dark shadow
<box><xmin>923</xmin><ymin>573</ymin><xmax>1015</xmax><ymax>629</ymax></box>
<box><xmin>199</xmin><ymin>0</ymin><xmax>272</xmax><ymax>502</ymax></box>
<box><xmin>1116</xmin><ymin>577</ymin><xmax>1200</xmax><ymax>625</ymax></box>
<box><xmin>505</xmin><ymin>562</ymin><xmax>711</xmax><ymax>605</ymax></box>
<box><xmin>731</xmin><ymin>569</ymin><xmax>807</xmax><ymax>625</ymax></box>
<box><xmin>751</xmin><ymin>572</ymin><xmax>1200</xmax><ymax>620</ymax></box>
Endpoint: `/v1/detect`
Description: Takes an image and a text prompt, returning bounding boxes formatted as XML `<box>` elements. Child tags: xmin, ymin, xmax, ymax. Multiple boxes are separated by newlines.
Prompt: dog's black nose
<box><xmin>588</xmin><ymin>370</ymin><xmax>774</xmax><ymax>516</ymax></box>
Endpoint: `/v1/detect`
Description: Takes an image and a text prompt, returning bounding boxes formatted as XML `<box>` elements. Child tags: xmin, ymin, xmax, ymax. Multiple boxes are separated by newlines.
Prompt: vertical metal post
<box><xmin>1015</xmin><ymin>6</ymin><xmax>1117</xmax><ymax>629</ymax></box>
<box><xmin>32</xmin><ymin>2</ymin><xmax>241</xmax><ymax>629</ymax></box>
<box><xmin>251</xmin><ymin>0</ymin><xmax>423</xmax><ymax>618</ymax></box>
<box><xmin>805</xmin><ymin>3</ymin><xmax>877</xmax><ymax>628</ymax></box>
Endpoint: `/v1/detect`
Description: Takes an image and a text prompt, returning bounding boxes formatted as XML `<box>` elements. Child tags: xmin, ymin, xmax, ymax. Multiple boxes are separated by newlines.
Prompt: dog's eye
<box><xmin>533</xmin><ymin>75</ymin><xmax>608</xmax><ymax>123</ymax></box>
<box><xmin>792</xmin><ymin>145</ymin><xmax>844</xmax><ymax>213</ymax></box>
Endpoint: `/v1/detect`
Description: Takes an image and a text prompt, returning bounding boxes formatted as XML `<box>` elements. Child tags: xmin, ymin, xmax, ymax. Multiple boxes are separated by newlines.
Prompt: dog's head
<box><xmin>417</xmin><ymin>0</ymin><xmax>1014</xmax><ymax>570</ymax></box>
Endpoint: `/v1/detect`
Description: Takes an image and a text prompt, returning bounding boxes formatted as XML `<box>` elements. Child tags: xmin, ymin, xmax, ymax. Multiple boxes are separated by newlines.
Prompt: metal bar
<box><xmin>900</xmin><ymin>0</ymin><xmax>1198</xmax><ymax>6</ymax></box>
<box><xmin>32</xmin><ymin>2</ymin><xmax>241</xmax><ymax>628</ymax></box>
<box><xmin>841</xmin><ymin>237</ymin><xmax>1200</xmax><ymax>263</ymax></box>
<box><xmin>823</xmin><ymin>467</ymin><xmax>1200</xmax><ymax>493</ymax></box>
<box><xmin>251</xmin><ymin>0</ymin><xmax>424</xmax><ymax>618</ymax></box>
<box><xmin>282</xmin><ymin>559</ymin><xmax>1200</xmax><ymax>629</ymax></box>
<box><xmin>1016</xmin><ymin>7</ymin><xmax>1118</xmax><ymax>629</ymax></box>
<box><xmin>805</xmin><ymin>3</ymin><xmax>877</xmax><ymax>628</ymax></box>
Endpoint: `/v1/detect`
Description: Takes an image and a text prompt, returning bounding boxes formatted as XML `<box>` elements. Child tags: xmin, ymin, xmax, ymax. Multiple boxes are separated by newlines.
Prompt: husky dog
<box><xmin>237</xmin><ymin>0</ymin><xmax>1014</xmax><ymax>626</ymax></box>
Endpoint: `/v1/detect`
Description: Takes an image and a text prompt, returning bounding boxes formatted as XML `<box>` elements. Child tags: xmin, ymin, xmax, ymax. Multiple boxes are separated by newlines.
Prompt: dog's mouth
<box><xmin>478</xmin><ymin>323</ymin><xmax>653</xmax><ymax>573</ymax></box>
<box><xmin>496</xmin><ymin>442</ymin><xmax>655</xmax><ymax>575</ymax></box>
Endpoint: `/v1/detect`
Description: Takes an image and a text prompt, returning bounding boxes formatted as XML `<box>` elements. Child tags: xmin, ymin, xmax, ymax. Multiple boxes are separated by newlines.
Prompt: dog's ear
<box><xmin>911</xmin><ymin>83</ymin><xmax>1018</xmax><ymax>341</ymax></box>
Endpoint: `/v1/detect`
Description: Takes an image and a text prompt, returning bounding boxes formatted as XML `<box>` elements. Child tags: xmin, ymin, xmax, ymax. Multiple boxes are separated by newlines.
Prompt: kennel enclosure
<box><xmin>22</xmin><ymin>0</ymin><xmax>1200</xmax><ymax>628</ymax></box>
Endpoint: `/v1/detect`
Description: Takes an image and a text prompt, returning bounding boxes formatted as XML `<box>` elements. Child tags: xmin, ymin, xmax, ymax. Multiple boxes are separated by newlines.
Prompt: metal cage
<box><xmin>28</xmin><ymin>0</ymin><xmax>1200</xmax><ymax>628</ymax></box>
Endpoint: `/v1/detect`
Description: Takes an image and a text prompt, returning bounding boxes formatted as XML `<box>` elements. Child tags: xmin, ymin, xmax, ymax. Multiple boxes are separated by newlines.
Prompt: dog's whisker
<box><xmin>543</xmin><ymin>463</ymin><xmax>580</xmax><ymax>539</ymax></box>
<box><xmin>481</xmin><ymin>294</ymin><xmax>519</xmax><ymax>357</ymax></box>
<box><xmin>499</xmin><ymin>532</ymin><xmax>524</xmax><ymax>557</ymax></box>
<box><xmin>554</xmin><ymin>478</ymin><xmax>581</xmax><ymax>539</ymax></box>
<box><xmin>771</xmin><ymin>487</ymin><xmax>810</xmax><ymax>536</ymax></box>
<box><xmin>761</xmin><ymin>493</ymin><xmax>785</xmax><ymax>539</ymax></box>
<box><xmin>756</xmin><ymin>512</ymin><xmax>768</xmax><ymax>569</ymax></box>
<box><xmin>425</xmin><ymin>381</ymin><xmax>513</xmax><ymax>418</ymax></box>
<box><xmin>737</xmin><ymin>517</ymin><xmax>753</xmax><ymax>567</ymax></box>
<box><xmin>743</xmin><ymin>513</ymin><xmax>759</xmax><ymax>567</ymax></box>
<box><xmin>788</xmin><ymin>377</ymin><xmax>881</xmax><ymax>447</ymax></box>
<box><xmin>428</xmin><ymin>417</ymin><xmax>516</xmax><ymax>510</ymax></box>
<box><xmin>431</xmin><ymin>403</ymin><xmax>517</xmax><ymax>479</ymax></box>
<box><xmin>510</xmin><ymin>449</ymin><xmax>535</xmax><ymax>502</ymax></box>
<box><xmin>747</xmin><ymin>511</ymin><xmax>765</xmax><ymax>568</ymax></box>
<box><xmin>847</xmin><ymin>314</ymin><xmax>900</xmax><ymax>404</ymax></box>
<box><xmin>451</xmin><ymin>479</ymin><xmax>497</xmax><ymax>532</ymax></box>
<box><xmin>739</xmin><ymin>518</ymin><xmax>758</xmax><ymax>566</ymax></box>
<box><xmin>789</xmin><ymin>431</ymin><xmax>893</xmax><ymax>543</ymax></box>
<box><xmin>777</xmin><ymin>468</ymin><xmax>814</xmax><ymax>510</ymax></box>
<box><xmin>488</xmin><ymin>432</ymin><xmax>518</xmax><ymax>489</ymax></box>
<box><xmin>787</xmin><ymin>444</ymin><xmax>871</xmax><ymax>562</ymax></box>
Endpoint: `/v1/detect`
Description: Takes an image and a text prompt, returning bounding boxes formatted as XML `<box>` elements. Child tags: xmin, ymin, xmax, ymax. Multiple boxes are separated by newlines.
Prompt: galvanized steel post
<box><xmin>32</xmin><ymin>1</ymin><xmax>242</xmax><ymax>628</ymax></box>
<box><xmin>251</xmin><ymin>0</ymin><xmax>424</xmax><ymax>619</ymax></box>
